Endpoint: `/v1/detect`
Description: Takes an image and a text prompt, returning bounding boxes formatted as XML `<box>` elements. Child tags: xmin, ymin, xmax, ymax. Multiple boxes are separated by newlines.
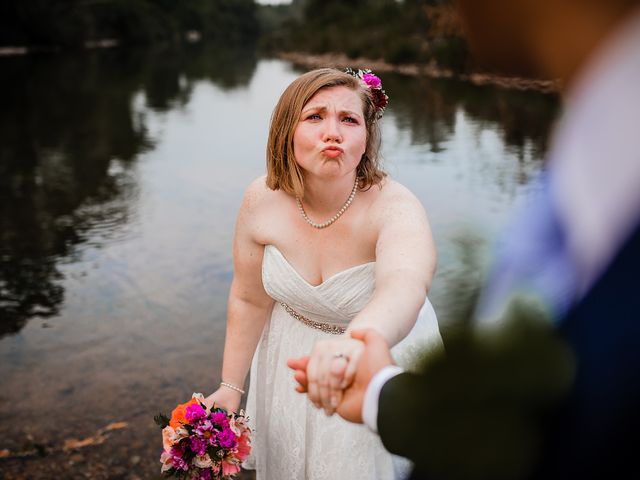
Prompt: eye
<box><xmin>343</xmin><ymin>116</ymin><xmax>359</xmax><ymax>124</ymax></box>
<box><xmin>306</xmin><ymin>113</ymin><xmax>321</xmax><ymax>120</ymax></box>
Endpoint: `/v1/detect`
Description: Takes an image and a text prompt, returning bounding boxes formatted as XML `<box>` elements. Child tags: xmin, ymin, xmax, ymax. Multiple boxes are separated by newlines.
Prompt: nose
<box><xmin>322</xmin><ymin>115</ymin><xmax>342</xmax><ymax>143</ymax></box>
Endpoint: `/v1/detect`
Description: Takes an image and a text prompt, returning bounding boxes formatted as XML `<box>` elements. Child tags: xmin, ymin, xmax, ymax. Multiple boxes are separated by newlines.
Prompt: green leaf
<box><xmin>154</xmin><ymin>413</ymin><xmax>171</xmax><ymax>429</ymax></box>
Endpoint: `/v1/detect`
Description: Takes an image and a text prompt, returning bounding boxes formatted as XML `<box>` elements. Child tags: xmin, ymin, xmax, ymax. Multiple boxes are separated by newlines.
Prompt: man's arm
<box><xmin>376</xmin><ymin>303</ymin><xmax>574</xmax><ymax>480</ymax></box>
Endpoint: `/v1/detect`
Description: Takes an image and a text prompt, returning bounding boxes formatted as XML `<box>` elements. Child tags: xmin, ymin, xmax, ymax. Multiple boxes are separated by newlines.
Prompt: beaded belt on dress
<box><xmin>280</xmin><ymin>302</ymin><xmax>346</xmax><ymax>335</ymax></box>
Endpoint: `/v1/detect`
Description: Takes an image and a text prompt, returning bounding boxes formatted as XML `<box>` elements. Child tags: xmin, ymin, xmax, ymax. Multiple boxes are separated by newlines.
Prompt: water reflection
<box><xmin>0</xmin><ymin>48</ymin><xmax>559</xmax><ymax>477</ymax></box>
<box><xmin>385</xmin><ymin>74</ymin><xmax>558</xmax><ymax>164</ymax></box>
<box><xmin>0</xmin><ymin>43</ymin><xmax>258</xmax><ymax>337</ymax></box>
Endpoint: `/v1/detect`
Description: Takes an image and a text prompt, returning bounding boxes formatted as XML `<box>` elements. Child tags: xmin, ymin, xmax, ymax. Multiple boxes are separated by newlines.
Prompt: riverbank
<box><xmin>0</xmin><ymin>40</ymin><xmax>119</xmax><ymax>56</ymax></box>
<box><xmin>278</xmin><ymin>52</ymin><xmax>561</xmax><ymax>94</ymax></box>
<box><xmin>0</xmin><ymin>420</ymin><xmax>256</xmax><ymax>480</ymax></box>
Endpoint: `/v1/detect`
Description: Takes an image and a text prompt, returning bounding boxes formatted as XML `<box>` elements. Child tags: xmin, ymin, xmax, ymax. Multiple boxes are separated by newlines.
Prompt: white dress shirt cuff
<box><xmin>362</xmin><ymin>365</ymin><xmax>404</xmax><ymax>433</ymax></box>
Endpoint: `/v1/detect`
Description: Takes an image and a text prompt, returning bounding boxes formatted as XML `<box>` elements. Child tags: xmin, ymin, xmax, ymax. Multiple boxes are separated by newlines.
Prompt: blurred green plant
<box><xmin>258</xmin><ymin>0</ymin><xmax>474</xmax><ymax>73</ymax></box>
<box><xmin>0</xmin><ymin>0</ymin><xmax>260</xmax><ymax>48</ymax></box>
<box><xmin>383</xmin><ymin>293</ymin><xmax>576</xmax><ymax>480</ymax></box>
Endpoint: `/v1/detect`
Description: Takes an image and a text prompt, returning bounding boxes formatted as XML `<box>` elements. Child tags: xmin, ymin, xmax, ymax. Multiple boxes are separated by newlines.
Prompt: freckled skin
<box><xmin>293</xmin><ymin>86</ymin><xmax>367</xmax><ymax>182</ymax></box>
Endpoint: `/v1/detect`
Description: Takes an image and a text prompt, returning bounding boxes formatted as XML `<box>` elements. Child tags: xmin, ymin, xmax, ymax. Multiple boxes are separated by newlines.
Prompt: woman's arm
<box><xmin>348</xmin><ymin>183</ymin><xmax>436</xmax><ymax>346</ymax></box>
<box><xmin>205</xmin><ymin>181</ymin><xmax>274</xmax><ymax>412</ymax></box>
<box><xmin>304</xmin><ymin>182</ymin><xmax>436</xmax><ymax>414</ymax></box>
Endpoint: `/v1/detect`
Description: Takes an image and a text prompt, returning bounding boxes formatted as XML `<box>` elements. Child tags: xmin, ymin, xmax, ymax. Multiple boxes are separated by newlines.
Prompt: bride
<box><xmin>204</xmin><ymin>68</ymin><xmax>442</xmax><ymax>479</ymax></box>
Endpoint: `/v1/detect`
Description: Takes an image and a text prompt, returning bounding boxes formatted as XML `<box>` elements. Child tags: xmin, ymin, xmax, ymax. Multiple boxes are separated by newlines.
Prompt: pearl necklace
<box><xmin>296</xmin><ymin>178</ymin><xmax>358</xmax><ymax>229</ymax></box>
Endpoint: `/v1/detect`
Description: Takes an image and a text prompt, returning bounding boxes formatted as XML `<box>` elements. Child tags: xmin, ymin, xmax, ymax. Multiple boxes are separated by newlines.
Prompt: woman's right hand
<box><xmin>203</xmin><ymin>386</ymin><xmax>242</xmax><ymax>413</ymax></box>
<box><xmin>305</xmin><ymin>336</ymin><xmax>365</xmax><ymax>415</ymax></box>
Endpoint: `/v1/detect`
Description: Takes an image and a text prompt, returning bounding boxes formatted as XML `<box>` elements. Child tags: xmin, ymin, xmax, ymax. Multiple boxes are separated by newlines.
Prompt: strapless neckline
<box><xmin>265</xmin><ymin>244</ymin><xmax>375</xmax><ymax>289</ymax></box>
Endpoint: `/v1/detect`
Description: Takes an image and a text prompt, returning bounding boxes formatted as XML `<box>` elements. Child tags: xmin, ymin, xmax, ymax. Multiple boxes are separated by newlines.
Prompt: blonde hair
<box><xmin>266</xmin><ymin>68</ymin><xmax>386</xmax><ymax>197</ymax></box>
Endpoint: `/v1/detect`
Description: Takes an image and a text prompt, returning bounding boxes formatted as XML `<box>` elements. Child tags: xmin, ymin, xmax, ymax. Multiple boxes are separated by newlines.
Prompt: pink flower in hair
<box><xmin>362</xmin><ymin>73</ymin><xmax>382</xmax><ymax>89</ymax></box>
<box><xmin>345</xmin><ymin>68</ymin><xmax>389</xmax><ymax>119</ymax></box>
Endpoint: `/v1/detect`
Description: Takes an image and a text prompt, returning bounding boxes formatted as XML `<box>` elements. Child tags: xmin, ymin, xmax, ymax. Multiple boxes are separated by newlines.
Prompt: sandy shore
<box><xmin>278</xmin><ymin>51</ymin><xmax>560</xmax><ymax>94</ymax></box>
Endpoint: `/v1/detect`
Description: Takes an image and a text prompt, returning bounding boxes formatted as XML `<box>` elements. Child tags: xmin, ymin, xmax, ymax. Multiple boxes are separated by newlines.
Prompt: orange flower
<box><xmin>169</xmin><ymin>398</ymin><xmax>198</xmax><ymax>429</ymax></box>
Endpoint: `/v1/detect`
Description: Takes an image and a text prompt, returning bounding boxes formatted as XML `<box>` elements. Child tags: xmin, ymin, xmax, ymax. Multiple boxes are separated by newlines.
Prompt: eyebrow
<box><xmin>301</xmin><ymin>105</ymin><xmax>363</xmax><ymax>118</ymax></box>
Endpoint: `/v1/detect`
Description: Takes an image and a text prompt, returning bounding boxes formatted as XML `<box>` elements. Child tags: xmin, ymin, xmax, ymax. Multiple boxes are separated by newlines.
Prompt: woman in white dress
<box><xmin>204</xmin><ymin>68</ymin><xmax>442</xmax><ymax>480</ymax></box>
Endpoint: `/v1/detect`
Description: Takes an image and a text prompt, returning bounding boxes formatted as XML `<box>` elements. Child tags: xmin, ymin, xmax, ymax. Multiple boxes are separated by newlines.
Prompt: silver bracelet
<box><xmin>220</xmin><ymin>381</ymin><xmax>245</xmax><ymax>395</ymax></box>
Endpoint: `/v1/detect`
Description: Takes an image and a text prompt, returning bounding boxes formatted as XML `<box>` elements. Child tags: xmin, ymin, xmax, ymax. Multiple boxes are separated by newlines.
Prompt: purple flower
<box><xmin>210</xmin><ymin>411</ymin><xmax>229</xmax><ymax>429</ymax></box>
<box><xmin>362</xmin><ymin>73</ymin><xmax>382</xmax><ymax>89</ymax></box>
<box><xmin>190</xmin><ymin>436</ymin><xmax>207</xmax><ymax>456</ymax></box>
<box><xmin>186</xmin><ymin>403</ymin><xmax>207</xmax><ymax>423</ymax></box>
<box><xmin>371</xmin><ymin>88</ymin><xmax>389</xmax><ymax>112</ymax></box>
<box><xmin>195</xmin><ymin>469</ymin><xmax>212</xmax><ymax>480</ymax></box>
<box><xmin>170</xmin><ymin>445</ymin><xmax>189</xmax><ymax>471</ymax></box>
<box><xmin>195</xmin><ymin>419</ymin><xmax>216</xmax><ymax>444</ymax></box>
<box><xmin>170</xmin><ymin>444</ymin><xmax>185</xmax><ymax>458</ymax></box>
<box><xmin>217</xmin><ymin>427</ymin><xmax>237</xmax><ymax>449</ymax></box>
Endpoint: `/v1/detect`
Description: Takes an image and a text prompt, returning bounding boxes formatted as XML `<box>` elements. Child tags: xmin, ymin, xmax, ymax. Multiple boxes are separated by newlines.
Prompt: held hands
<box><xmin>287</xmin><ymin>329</ymin><xmax>395</xmax><ymax>423</ymax></box>
<box><xmin>302</xmin><ymin>336</ymin><xmax>365</xmax><ymax>416</ymax></box>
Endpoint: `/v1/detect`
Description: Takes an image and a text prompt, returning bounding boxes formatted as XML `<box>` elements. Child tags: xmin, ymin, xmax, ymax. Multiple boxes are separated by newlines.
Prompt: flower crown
<box><xmin>345</xmin><ymin>68</ymin><xmax>389</xmax><ymax>120</ymax></box>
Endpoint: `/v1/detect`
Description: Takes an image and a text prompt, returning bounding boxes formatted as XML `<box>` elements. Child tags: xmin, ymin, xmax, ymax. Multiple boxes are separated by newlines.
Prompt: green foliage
<box><xmin>0</xmin><ymin>0</ymin><xmax>260</xmax><ymax>48</ymax></box>
<box><xmin>154</xmin><ymin>412</ymin><xmax>170</xmax><ymax>429</ymax></box>
<box><xmin>259</xmin><ymin>0</ymin><xmax>472</xmax><ymax>72</ymax></box>
<box><xmin>429</xmin><ymin>35</ymin><xmax>471</xmax><ymax>71</ymax></box>
<box><xmin>384</xmin><ymin>294</ymin><xmax>575</xmax><ymax>480</ymax></box>
<box><xmin>384</xmin><ymin>38</ymin><xmax>423</xmax><ymax>65</ymax></box>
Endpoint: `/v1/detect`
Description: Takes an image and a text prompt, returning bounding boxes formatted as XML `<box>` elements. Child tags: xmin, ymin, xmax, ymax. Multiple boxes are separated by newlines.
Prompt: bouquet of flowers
<box><xmin>155</xmin><ymin>393</ymin><xmax>252</xmax><ymax>479</ymax></box>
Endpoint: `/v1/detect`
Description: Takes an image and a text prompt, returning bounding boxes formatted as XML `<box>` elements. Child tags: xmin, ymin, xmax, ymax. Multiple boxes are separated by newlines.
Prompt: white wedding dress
<box><xmin>244</xmin><ymin>245</ymin><xmax>442</xmax><ymax>480</ymax></box>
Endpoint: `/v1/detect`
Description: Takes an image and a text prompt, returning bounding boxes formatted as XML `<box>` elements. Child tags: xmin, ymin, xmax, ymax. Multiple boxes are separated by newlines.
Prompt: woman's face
<box><xmin>292</xmin><ymin>86</ymin><xmax>367</xmax><ymax>181</ymax></box>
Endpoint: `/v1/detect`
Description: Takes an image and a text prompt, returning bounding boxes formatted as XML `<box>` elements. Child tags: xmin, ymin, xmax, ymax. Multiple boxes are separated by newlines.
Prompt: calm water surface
<box><xmin>0</xmin><ymin>44</ymin><xmax>558</xmax><ymax>474</ymax></box>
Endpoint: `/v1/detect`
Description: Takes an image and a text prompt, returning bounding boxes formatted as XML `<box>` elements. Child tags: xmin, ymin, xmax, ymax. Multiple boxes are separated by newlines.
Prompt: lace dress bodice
<box><xmin>262</xmin><ymin>244</ymin><xmax>376</xmax><ymax>324</ymax></box>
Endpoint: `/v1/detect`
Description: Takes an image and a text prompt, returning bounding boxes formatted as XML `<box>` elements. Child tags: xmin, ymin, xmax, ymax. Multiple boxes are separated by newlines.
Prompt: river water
<box><xmin>0</xmin><ymin>44</ymin><xmax>558</xmax><ymax>477</ymax></box>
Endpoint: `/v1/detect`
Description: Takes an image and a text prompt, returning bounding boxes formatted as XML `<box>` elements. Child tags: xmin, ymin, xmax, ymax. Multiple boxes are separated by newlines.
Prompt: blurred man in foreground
<box><xmin>290</xmin><ymin>0</ymin><xmax>640</xmax><ymax>478</ymax></box>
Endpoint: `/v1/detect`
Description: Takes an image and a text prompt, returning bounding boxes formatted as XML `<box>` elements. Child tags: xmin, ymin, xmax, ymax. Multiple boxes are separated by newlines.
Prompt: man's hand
<box><xmin>287</xmin><ymin>356</ymin><xmax>311</xmax><ymax>393</ymax></box>
<box><xmin>334</xmin><ymin>329</ymin><xmax>394</xmax><ymax>423</ymax></box>
<box><xmin>288</xmin><ymin>328</ymin><xmax>395</xmax><ymax>423</ymax></box>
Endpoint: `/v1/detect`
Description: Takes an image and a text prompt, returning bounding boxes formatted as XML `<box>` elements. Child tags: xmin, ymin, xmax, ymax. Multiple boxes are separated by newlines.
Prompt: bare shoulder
<box><xmin>368</xmin><ymin>178</ymin><xmax>427</xmax><ymax>224</ymax></box>
<box><xmin>236</xmin><ymin>175</ymin><xmax>289</xmax><ymax>245</ymax></box>
<box><xmin>239</xmin><ymin>175</ymin><xmax>281</xmax><ymax>218</ymax></box>
<box><xmin>242</xmin><ymin>175</ymin><xmax>270</xmax><ymax>209</ymax></box>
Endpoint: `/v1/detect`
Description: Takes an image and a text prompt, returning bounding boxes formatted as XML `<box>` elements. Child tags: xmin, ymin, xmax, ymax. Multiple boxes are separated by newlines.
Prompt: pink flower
<box><xmin>195</xmin><ymin>419</ymin><xmax>216</xmax><ymax>445</ymax></box>
<box><xmin>160</xmin><ymin>450</ymin><xmax>173</xmax><ymax>473</ymax></box>
<box><xmin>186</xmin><ymin>403</ymin><xmax>207</xmax><ymax>423</ymax></box>
<box><xmin>211</xmin><ymin>411</ymin><xmax>230</xmax><ymax>429</ymax></box>
<box><xmin>235</xmin><ymin>430</ymin><xmax>252</xmax><ymax>462</ymax></box>
<box><xmin>189</xmin><ymin>436</ymin><xmax>207</xmax><ymax>456</ymax></box>
<box><xmin>217</xmin><ymin>427</ymin><xmax>237</xmax><ymax>449</ymax></box>
<box><xmin>195</xmin><ymin>469</ymin><xmax>212</xmax><ymax>480</ymax></box>
<box><xmin>170</xmin><ymin>445</ymin><xmax>189</xmax><ymax>471</ymax></box>
<box><xmin>191</xmin><ymin>392</ymin><xmax>208</xmax><ymax>411</ymax></box>
<box><xmin>221</xmin><ymin>460</ymin><xmax>241</xmax><ymax>477</ymax></box>
<box><xmin>362</xmin><ymin>73</ymin><xmax>382</xmax><ymax>89</ymax></box>
<box><xmin>162</xmin><ymin>425</ymin><xmax>188</xmax><ymax>452</ymax></box>
<box><xmin>229</xmin><ymin>414</ymin><xmax>252</xmax><ymax>461</ymax></box>
<box><xmin>162</xmin><ymin>426</ymin><xmax>178</xmax><ymax>452</ymax></box>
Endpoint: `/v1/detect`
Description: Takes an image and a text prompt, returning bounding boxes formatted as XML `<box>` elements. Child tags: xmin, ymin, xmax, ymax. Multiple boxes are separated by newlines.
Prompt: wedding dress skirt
<box><xmin>244</xmin><ymin>245</ymin><xmax>442</xmax><ymax>480</ymax></box>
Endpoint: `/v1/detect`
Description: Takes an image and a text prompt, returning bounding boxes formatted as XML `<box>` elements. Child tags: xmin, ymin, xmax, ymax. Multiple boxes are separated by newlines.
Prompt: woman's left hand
<box><xmin>305</xmin><ymin>336</ymin><xmax>364</xmax><ymax>415</ymax></box>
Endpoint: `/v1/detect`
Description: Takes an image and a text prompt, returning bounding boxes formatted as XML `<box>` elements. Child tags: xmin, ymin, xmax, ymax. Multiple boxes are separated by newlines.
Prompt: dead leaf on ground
<box><xmin>63</xmin><ymin>435</ymin><xmax>106</xmax><ymax>451</ymax></box>
<box><xmin>100</xmin><ymin>421</ymin><xmax>128</xmax><ymax>432</ymax></box>
<box><xmin>62</xmin><ymin>421</ymin><xmax>127</xmax><ymax>452</ymax></box>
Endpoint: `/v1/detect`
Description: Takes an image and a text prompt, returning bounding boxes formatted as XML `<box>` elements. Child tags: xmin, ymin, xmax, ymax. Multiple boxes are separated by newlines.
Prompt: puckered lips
<box><xmin>322</xmin><ymin>145</ymin><xmax>344</xmax><ymax>158</ymax></box>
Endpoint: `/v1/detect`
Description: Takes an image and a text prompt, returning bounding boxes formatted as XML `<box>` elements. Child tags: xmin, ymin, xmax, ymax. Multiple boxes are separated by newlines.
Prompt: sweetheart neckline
<box><xmin>265</xmin><ymin>244</ymin><xmax>375</xmax><ymax>289</ymax></box>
